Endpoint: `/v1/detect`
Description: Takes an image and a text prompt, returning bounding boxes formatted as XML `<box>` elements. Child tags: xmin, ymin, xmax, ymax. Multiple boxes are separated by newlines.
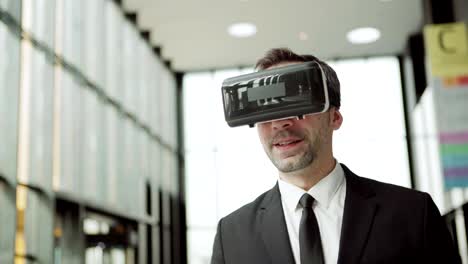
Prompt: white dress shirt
<box><xmin>278</xmin><ymin>162</ymin><xmax>347</xmax><ymax>264</ymax></box>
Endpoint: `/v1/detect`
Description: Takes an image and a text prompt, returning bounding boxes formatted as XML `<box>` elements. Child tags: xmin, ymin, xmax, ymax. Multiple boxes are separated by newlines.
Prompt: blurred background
<box><xmin>0</xmin><ymin>0</ymin><xmax>467</xmax><ymax>263</ymax></box>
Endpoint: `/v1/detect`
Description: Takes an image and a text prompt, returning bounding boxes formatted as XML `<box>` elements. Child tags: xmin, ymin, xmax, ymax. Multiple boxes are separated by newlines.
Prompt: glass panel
<box><xmin>85</xmin><ymin>246</ymin><xmax>104</xmax><ymax>264</ymax></box>
<box><xmin>216</xmin><ymin>135</ymin><xmax>277</xmax><ymax>218</ymax></box>
<box><xmin>16</xmin><ymin>187</ymin><xmax>53</xmax><ymax>263</ymax></box>
<box><xmin>169</xmin><ymin>74</ymin><xmax>178</xmax><ymax>149</ymax></box>
<box><xmin>21</xmin><ymin>0</ymin><xmax>55</xmax><ymax>48</ymax></box>
<box><xmin>105</xmin><ymin>105</ymin><xmax>119</xmax><ymax>207</ymax></box>
<box><xmin>58</xmin><ymin>69</ymin><xmax>83</xmax><ymax>195</ymax></box>
<box><xmin>96</xmin><ymin>97</ymin><xmax>107</xmax><ymax>206</ymax></box>
<box><xmin>0</xmin><ymin>182</ymin><xmax>15</xmax><ymax>263</ymax></box>
<box><xmin>187</xmin><ymin>229</ymin><xmax>216</xmax><ymax>264</ymax></box>
<box><xmin>81</xmin><ymin>87</ymin><xmax>99</xmax><ymax>202</ymax></box>
<box><xmin>60</xmin><ymin>0</ymin><xmax>82</xmax><ymax>68</ymax></box>
<box><xmin>119</xmin><ymin>118</ymin><xmax>133</xmax><ymax>213</ymax></box>
<box><xmin>54</xmin><ymin>207</ymin><xmax>82</xmax><ymax>264</ymax></box>
<box><xmin>330</xmin><ymin>57</ymin><xmax>410</xmax><ymax>187</ymax></box>
<box><xmin>160</xmin><ymin>68</ymin><xmax>177</xmax><ymax>149</ymax></box>
<box><xmin>185</xmin><ymin>151</ymin><xmax>217</xmax><ymax>227</ymax></box>
<box><xmin>26</xmin><ymin>47</ymin><xmax>54</xmax><ymax>191</ymax></box>
<box><xmin>115</xmin><ymin>111</ymin><xmax>126</xmax><ymax>210</ymax></box>
<box><xmin>135</xmin><ymin>130</ymin><xmax>148</xmax><ymax>217</ymax></box>
<box><xmin>110</xmin><ymin>248</ymin><xmax>126</xmax><ymax>264</ymax></box>
<box><xmin>329</xmin><ymin>57</ymin><xmax>406</xmax><ymax>138</ymax></box>
<box><xmin>0</xmin><ymin>0</ymin><xmax>21</xmax><ymax>21</ymax></box>
<box><xmin>134</xmin><ymin>38</ymin><xmax>146</xmax><ymax>122</ymax></box>
<box><xmin>183</xmin><ymin>71</ymin><xmax>226</xmax><ymax>153</ymax></box>
<box><xmin>334</xmin><ymin>137</ymin><xmax>411</xmax><ymax>187</ymax></box>
<box><xmin>152</xmin><ymin>60</ymin><xmax>163</xmax><ymax>137</ymax></box>
<box><xmin>151</xmin><ymin>141</ymin><xmax>161</xmax><ymax>223</ymax></box>
<box><xmin>0</xmin><ymin>17</ymin><xmax>19</xmax><ymax>184</ymax></box>
<box><xmin>131</xmin><ymin>125</ymin><xmax>144</xmax><ymax>217</ymax></box>
<box><xmin>122</xmin><ymin>21</ymin><xmax>138</xmax><ymax>115</ymax></box>
<box><xmin>160</xmin><ymin>148</ymin><xmax>170</xmax><ymax>196</ymax></box>
<box><xmin>171</xmin><ymin>150</ymin><xmax>179</xmax><ymax>195</ymax></box>
<box><xmin>139</xmin><ymin>46</ymin><xmax>152</xmax><ymax>125</ymax></box>
<box><xmin>104</xmin><ymin>0</ymin><xmax>123</xmax><ymax>101</ymax></box>
<box><xmin>81</xmin><ymin>0</ymin><xmax>105</xmax><ymax>87</ymax></box>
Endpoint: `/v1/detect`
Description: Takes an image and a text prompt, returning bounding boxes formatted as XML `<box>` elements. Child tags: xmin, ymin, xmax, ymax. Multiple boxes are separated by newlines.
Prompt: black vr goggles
<box><xmin>221</xmin><ymin>62</ymin><xmax>330</xmax><ymax>127</ymax></box>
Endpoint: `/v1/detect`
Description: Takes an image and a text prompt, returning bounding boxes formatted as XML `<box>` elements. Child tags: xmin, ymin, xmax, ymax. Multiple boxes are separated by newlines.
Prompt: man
<box><xmin>211</xmin><ymin>48</ymin><xmax>460</xmax><ymax>264</ymax></box>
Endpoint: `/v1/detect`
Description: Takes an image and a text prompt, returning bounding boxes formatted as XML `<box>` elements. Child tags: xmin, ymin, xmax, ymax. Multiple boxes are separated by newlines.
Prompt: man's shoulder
<box><xmin>345</xmin><ymin>170</ymin><xmax>438</xmax><ymax>223</ymax></box>
<box><xmin>351</xmin><ymin>172</ymin><xmax>429</xmax><ymax>203</ymax></box>
<box><xmin>342</xmin><ymin>164</ymin><xmax>424</xmax><ymax>196</ymax></box>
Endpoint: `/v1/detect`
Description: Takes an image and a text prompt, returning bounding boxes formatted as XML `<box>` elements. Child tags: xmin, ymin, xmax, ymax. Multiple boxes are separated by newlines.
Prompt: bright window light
<box><xmin>227</xmin><ymin>23</ymin><xmax>257</xmax><ymax>38</ymax></box>
<box><xmin>347</xmin><ymin>27</ymin><xmax>381</xmax><ymax>44</ymax></box>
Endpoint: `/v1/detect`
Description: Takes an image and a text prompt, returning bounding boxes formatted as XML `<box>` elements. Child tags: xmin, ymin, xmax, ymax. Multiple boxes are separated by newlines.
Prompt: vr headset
<box><xmin>221</xmin><ymin>61</ymin><xmax>330</xmax><ymax>127</ymax></box>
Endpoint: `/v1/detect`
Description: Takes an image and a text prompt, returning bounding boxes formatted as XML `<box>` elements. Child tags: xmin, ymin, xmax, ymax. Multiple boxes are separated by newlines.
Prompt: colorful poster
<box><xmin>440</xmin><ymin>132</ymin><xmax>468</xmax><ymax>188</ymax></box>
<box><xmin>433</xmin><ymin>77</ymin><xmax>468</xmax><ymax>188</ymax></box>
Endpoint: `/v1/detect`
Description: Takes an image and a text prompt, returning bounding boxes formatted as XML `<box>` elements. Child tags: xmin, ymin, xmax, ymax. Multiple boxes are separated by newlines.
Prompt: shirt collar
<box><xmin>278</xmin><ymin>161</ymin><xmax>345</xmax><ymax>210</ymax></box>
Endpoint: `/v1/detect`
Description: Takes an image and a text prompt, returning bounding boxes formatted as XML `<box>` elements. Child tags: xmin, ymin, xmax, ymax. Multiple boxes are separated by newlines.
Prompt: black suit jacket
<box><xmin>211</xmin><ymin>164</ymin><xmax>461</xmax><ymax>264</ymax></box>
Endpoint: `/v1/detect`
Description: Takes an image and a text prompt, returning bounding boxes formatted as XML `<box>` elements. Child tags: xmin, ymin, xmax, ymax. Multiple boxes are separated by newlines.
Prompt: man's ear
<box><xmin>330</xmin><ymin>107</ymin><xmax>343</xmax><ymax>130</ymax></box>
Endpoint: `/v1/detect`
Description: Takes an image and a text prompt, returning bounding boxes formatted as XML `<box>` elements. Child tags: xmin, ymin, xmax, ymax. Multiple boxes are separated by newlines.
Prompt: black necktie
<box><xmin>299</xmin><ymin>193</ymin><xmax>324</xmax><ymax>264</ymax></box>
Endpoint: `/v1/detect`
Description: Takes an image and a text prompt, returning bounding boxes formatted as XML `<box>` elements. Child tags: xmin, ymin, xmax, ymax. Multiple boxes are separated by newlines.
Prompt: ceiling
<box><xmin>122</xmin><ymin>0</ymin><xmax>423</xmax><ymax>72</ymax></box>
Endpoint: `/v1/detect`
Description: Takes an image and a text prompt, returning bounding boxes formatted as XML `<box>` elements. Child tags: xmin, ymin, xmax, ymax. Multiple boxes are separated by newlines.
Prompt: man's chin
<box><xmin>274</xmin><ymin>158</ymin><xmax>302</xmax><ymax>173</ymax></box>
<box><xmin>272</xmin><ymin>154</ymin><xmax>314</xmax><ymax>173</ymax></box>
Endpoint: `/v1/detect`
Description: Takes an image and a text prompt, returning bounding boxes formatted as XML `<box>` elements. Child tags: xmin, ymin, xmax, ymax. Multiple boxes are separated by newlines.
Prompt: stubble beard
<box><xmin>267</xmin><ymin>135</ymin><xmax>320</xmax><ymax>173</ymax></box>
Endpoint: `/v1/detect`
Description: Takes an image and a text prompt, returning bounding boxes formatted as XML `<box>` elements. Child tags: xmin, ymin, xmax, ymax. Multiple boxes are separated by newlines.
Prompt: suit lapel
<box><xmin>259</xmin><ymin>183</ymin><xmax>295</xmax><ymax>264</ymax></box>
<box><xmin>337</xmin><ymin>165</ymin><xmax>378</xmax><ymax>264</ymax></box>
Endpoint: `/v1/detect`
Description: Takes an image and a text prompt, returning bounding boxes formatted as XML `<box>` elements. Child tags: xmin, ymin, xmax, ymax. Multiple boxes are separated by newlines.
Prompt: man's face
<box><xmin>257</xmin><ymin>112</ymin><xmax>333</xmax><ymax>173</ymax></box>
<box><xmin>256</xmin><ymin>61</ymin><xmax>340</xmax><ymax>173</ymax></box>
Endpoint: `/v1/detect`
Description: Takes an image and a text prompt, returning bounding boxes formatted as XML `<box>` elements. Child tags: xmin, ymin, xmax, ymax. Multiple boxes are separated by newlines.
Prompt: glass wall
<box><xmin>329</xmin><ymin>58</ymin><xmax>411</xmax><ymax>188</ymax></box>
<box><xmin>0</xmin><ymin>0</ymin><xmax>21</xmax><ymax>263</ymax></box>
<box><xmin>0</xmin><ymin>0</ymin><xmax>181</xmax><ymax>263</ymax></box>
<box><xmin>183</xmin><ymin>57</ymin><xmax>410</xmax><ymax>263</ymax></box>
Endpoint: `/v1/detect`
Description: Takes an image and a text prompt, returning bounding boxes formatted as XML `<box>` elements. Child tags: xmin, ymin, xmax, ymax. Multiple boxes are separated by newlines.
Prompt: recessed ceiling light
<box><xmin>228</xmin><ymin>22</ymin><xmax>257</xmax><ymax>38</ymax></box>
<box><xmin>299</xmin><ymin>32</ymin><xmax>308</xmax><ymax>41</ymax></box>
<box><xmin>346</xmin><ymin>27</ymin><xmax>381</xmax><ymax>44</ymax></box>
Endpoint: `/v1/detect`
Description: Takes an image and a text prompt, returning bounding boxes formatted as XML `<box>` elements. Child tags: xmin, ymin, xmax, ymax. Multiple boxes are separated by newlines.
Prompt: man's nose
<box><xmin>271</xmin><ymin>118</ymin><xmax>294</xmax><ymax>130</ymax></box>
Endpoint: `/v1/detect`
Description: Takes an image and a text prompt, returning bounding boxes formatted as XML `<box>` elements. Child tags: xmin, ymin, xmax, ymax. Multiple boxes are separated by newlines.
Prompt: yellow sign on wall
<box><xmin>424</xmin><ymin>22</ymin><xmax>468</xmax><ymax>77</ymax></box>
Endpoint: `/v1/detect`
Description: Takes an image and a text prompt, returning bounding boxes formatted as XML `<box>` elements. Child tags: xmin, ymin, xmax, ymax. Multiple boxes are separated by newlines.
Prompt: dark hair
<box><xmin>255</xmin><ymin>48</ymin><xmax>341</xmax><ymax>109</ymax></box>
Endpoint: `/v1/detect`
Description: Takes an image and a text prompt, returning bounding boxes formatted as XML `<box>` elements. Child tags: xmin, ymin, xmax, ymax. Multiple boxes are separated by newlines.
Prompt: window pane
<box><xmin>122</xmin><ymin>21</ymin><xmax>138</xmax><ymax>114</ymax></box>
<box><xmin>185</xmin><ymin>151</ymin><xmax>218</xmax><ymax>227</ymax></box>
<box><xmin>150</xmin><ymin>141</ymin><xmax>161</xmax><ymax>222</ymax></box>
<box><xmin>0</xmin><ymin>0</ymin><xmax>21</xmax><ymax>21</ymax></box>
<box><xmin>81</xmin><ymin>87</ymin><xmax>99</xmax><ymax>202</ymax></box>
<box><xmin>0</xmin><ymin>19</ymin><xmax>19</xmax><ymax>183</ymax></box>
<box><xmin>105</xmin><ymin>105</ymin><xmax>119</xmax><ymax>207</ymax></box>
<box><xmin>16</xmin><ymin>187</ymin><xmax>54</xmax><ymax>263</ymax></box>
<box><xmin>183</xmin><ymin>72</ymin><xmax>218</xmax><ymax>152</ymax></box>
<box><xmin>26</xmin><ymin>47</ymin><xmax>54</xmax><ymax>190</ymax></box>
<box><xmin>104</xmin><ymin>0</ymin><xmax>123</xmax><ymax>101</ymax></box>
<box><xmin>187</xmin><ymin>228</ymin><xmax>216</xmax><ymax>264</ymax></box>
<box><xmin>57</xmin><ymin>69</ymin><xmax>82</xmax><ymax>195</ymax></box>
<box><xmin>0</xmin><ymin>182</ymin><xmax>15</xmax><ymax>263</ymax></box>
<box><xmin>82</xmin><ymin>0</ymin><xmax>105</xmax><ymax>87</ymax></box>
<box><xmin>60</xmin><ymin>0</ymin><xmax>82</xmax><ymax>67</ymax></box>
<box><xmin>21</xmin><ymin>0</ymin><xmax>56</xmax><ymax>48</ymax></box>
<box><xmin>330</xmin><ymin>57</ymin><xmax>410</xmax><ymax>187</ymax></box>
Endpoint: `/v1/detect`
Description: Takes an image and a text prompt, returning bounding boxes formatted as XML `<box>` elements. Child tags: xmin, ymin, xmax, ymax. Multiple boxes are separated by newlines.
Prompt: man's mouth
<box><xmin>273</xmin><ymin>138</ymin><xmax>304</xmax><ymax>151</ymax></box>
<box><xmin>274</xmin><ymin>139</ymin><xmax>302</xmax><ymax>146</ymax></box>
